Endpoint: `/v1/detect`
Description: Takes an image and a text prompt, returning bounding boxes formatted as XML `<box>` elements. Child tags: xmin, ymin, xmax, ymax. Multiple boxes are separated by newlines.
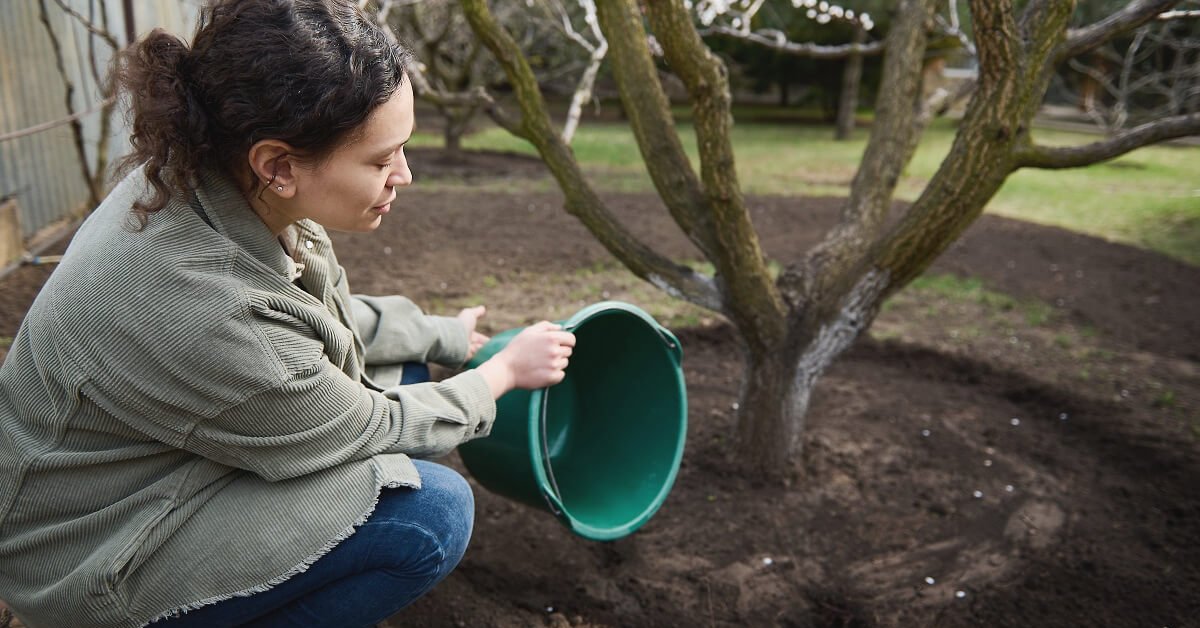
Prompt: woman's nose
<box><xmin>388</xmin><ymin>153</ymin><xmax>412</xmax><ymax>187</ymax></box>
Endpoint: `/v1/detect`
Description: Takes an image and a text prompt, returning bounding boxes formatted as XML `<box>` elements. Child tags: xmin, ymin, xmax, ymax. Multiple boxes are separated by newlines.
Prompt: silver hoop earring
<box><xmin>276</xmin><ymin>185</ymin><xmax>284</xmax><ymax>192</ymax></box>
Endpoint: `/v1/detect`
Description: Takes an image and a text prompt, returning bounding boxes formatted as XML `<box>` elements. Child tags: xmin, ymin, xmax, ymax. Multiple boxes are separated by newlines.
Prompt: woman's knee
<box><xmin>371</xmin><ymin>461</ymin><xmax>474</xmax><ymax>572</ymax></box>
<box><xmin>409</xmin><ymin>460</ymin><xmax>474</xmax><ymax>565</ymax></box>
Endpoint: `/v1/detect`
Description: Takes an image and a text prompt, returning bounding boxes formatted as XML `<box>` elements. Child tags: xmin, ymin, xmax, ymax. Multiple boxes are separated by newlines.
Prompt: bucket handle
<box><xmin>537</xmin><ymin>388</ymin><xmax>569</xmax><ymax>521</ymax></box>
<box><xmin>657</xmin><ymin>325</ymin><xmax>683</xmax><ymax>364</ymax></box>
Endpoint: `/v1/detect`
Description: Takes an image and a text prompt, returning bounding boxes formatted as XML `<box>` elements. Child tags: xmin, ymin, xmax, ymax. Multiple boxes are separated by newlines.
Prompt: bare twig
<box><xmin>1157</xmin><ymin>9</ymin><xmax>1200</xmax><ymax>18</ymax></box>
<box><xmin>0</xmin><ymin>97</ymin><xmax>116</xmax><ymax>143</ymax></box>
<box><xmin>50</xmin><ymin>0</ymin><xmax>119</xmax><ymax>49</ymax></box>
<box><xmin>543</xmin><ymin>0</ymin><xmax>607</xmax><ymax>143</ymax></box>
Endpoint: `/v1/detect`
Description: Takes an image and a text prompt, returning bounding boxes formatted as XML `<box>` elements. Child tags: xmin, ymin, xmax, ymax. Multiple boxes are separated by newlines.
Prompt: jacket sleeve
<box><xmin>180</xmin><ymin>364</ymin><xmax>496</xmax><ymax>482</ymax></box>
<box><xmin>350</xmin><ymin>294</ymin><xmax>470</xmax><ymax>368</ymax></box>
<box><xmin>80</xmin><ymin>291</ymin><xmax>495</xmax><ymax>483</ymax></box>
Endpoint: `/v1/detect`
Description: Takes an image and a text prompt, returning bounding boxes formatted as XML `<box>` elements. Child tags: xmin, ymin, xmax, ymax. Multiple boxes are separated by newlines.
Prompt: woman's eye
<box><xmin>378</xmin><ymin>162</ymin><xmax>392</xmax><ymax>170</ymax></box>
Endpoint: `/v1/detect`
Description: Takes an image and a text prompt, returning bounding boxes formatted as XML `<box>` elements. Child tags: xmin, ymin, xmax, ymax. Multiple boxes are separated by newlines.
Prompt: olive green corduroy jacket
<box><xmin>0</xmin><ymin>169</ymin><xmax>496</xmax><ymax>627</ymax></box>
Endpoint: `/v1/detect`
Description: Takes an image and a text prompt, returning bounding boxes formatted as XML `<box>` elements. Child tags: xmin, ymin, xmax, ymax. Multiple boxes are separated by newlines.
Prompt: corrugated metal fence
<box><xmin>0</xmin><ymin>0</ymin><xmax>198</xmax><ymax>250</ymax></box>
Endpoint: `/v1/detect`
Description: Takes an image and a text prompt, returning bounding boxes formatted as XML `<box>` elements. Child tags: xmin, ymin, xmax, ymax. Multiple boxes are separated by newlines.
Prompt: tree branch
<box><xmin>592</xmin><ymin>0</ymin><xmax>719</xmax><ymax>260</ymax></box>
<box><xmin>459</xmin><ymin>0</ymin><xmax>722</xmax><ymax>312</ymax></box>
<box><xmin>872</xmin><ymin>0</ymin><xmax>1081</xmax><ymax>293</ymax></box>
<box><xmin>971</xmin><ymin>0</ymin><xmax>1020</xmax><ymax>83</ymax></box>
<box><xmin>543</xmin><ymin>0</ymin><xmax>607</xmax><ymax>144</ymax></box>
<box><xmin>642</xmin><ymin>0</ymin><xmax>788</xmax><ymax>347</ymax></box>
<box><xmin>37</xmin><ymin>0</ymin><xmax>101</xmax><ymax>205</ymax></box>
<box><xmin>51</xmin><ymin>0</ymin><xmax>119</xmax><ymax>50</ymax></box>
<box><xmin>1158</xmin><ymin>9</ymin><xmax>1200</xmax><ymax>18</ymax></box>
<box><xmin>1057</xmin><ymin>0</ymin><xmax>1183</xmax><ymax>62</ymax></box>
<box><xmin>702</xmin><ymin>25</ymin><xmax>884</xmax><ymax>59</ymax></box>
<box><xmin>785</xmin><ymin>0</ymin><xmax>936</xmax><ymax>309</ymax></box>
<box><xmin>843</xmin><ymin>0</ymin><xmax>937</xmax><ymax>228</ymax></box>
<box><xmin>0</xmin><ymin>97</ymin><xmax>116</xmax><ymax>143</ymax></box>
<box><xmin>369</xmin><ymin>1</ymin><xmax>526</xmax><ymax>138</ymax></box>
<box><xmin>1016</xmin><ymin>113</ymin><xmax>1200</xmax><ymax>169</ymax></box>
<box><xmin>1018</xmin><ymin>0</ymin><xmax>1075</xmax><ymax>68</ymax></box>
<box><xmin>917</xmin><ymin>77</ymin><xmax>977</xmax><ymax>127</ymax></box>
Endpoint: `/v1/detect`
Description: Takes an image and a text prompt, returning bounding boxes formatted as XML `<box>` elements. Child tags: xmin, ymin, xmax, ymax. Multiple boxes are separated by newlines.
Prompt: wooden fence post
<box><xmin>0</xmin><ymin>199</ymin><xmax>23</xmax><ymax>268</ymax></box>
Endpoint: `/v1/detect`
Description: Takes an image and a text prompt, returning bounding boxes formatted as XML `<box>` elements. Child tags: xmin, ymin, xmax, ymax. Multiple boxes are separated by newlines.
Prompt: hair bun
<box><xmin>115</xmin><ymin>28</ymin><xmax>206</xmax><ymax>218</ymax></box>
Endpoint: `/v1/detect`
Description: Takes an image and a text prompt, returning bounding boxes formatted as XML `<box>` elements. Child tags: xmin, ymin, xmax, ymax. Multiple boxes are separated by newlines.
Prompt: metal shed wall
<box><xmin>0</xmin><ymin>0</ymin><xmax>199</xmax><ymax>246</ymax></box>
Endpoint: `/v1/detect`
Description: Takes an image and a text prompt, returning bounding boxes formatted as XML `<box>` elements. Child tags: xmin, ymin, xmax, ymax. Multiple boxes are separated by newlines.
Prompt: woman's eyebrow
<box><xmin>372</xmin><ymin>140</ymin><xmax>407</xmax><ymax>160</ymax></box>
<box><xmin>372</xmin><ymin>125</ymin><xmax>415</xmax><ymax>159</ymax></box>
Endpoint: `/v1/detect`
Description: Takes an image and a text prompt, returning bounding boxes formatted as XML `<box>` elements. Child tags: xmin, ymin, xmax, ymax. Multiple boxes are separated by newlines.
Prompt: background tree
<box><xmin>35</xmin><ymin>0</ymin><xmax>120</xmax><ymax>207</ymax></box>
<box><xmin>1058</xmin><ymin>1</ymin><xmax>1200</xmax><ymax>132</ymax></box>
<box><xmin>460</xmin><ymin>0</ymin><xmax>1200</xmax><ymax>481</ymax></box>
<box><xmin>701</xmin><ymin>0</ymin><xmax>889</xmax><ymax>138</ymax></box>
<box><xmin>361</xmin><ymin>0</ymin><xmax>605</xmax><ymax>150</ymax></box>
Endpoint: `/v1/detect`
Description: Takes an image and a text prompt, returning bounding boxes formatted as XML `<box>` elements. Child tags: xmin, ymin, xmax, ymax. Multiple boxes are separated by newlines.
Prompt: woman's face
<box><xmin>280</xmin><ymin>79</ymin><xmax>416</xmax><ymax>234</ymax></box>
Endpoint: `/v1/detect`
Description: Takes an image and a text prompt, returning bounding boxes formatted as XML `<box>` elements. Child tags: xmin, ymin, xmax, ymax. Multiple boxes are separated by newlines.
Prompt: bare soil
<box><xmin>2</xmin><ymin>152</ymin><xmax>1198</xmax><ymax>628</ymax></box>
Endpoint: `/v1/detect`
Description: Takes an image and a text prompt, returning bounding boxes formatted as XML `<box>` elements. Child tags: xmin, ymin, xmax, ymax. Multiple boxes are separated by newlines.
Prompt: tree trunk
<box><xmin>738</xmin><ymin>268</ymin><xmax>889</xmax><ymax>477</ymax></box>
<box><xmin>443</xmin><ymin>105</ymin><xmax>477</xmax><ymax>156</ymax></box>
<box><xmin>444</xmin><ymin>122</ymin><xmax>463</xmax><ymax>154</ymax></box>
<box><xmin>835</xmin><ymin>27</ymin><xmax>867</xmax><ymax>140</ymax></box>
<box><xmin>779</xmin><ymin>79</ymin><xmax>790</xmax><ymax>107</ymax></box>
<box><xmin>736</xmin><ymin>348</ymin><xmax>801</xmax><ymax>478</ymax></box>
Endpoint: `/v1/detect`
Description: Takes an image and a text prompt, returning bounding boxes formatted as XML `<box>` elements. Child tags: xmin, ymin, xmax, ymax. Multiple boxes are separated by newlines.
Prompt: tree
<box><xmin>700</xmin><ymin>0</ymin><xmax>888</xmax><ymax>138</ymax></box>
<box><xmin>361</xmin><ymin>0</ymin><xmax>605</xmax><ymax>150</ymax></box>
<box><xmin>390</xmin><ymin>0</ymin><xmax>500</xmax><ymax>153</ymax></box>
<box><xmin>1060</xmin><ymin>3</ymin><xmax>1200</xmax><ymax>132</ymax></box>
<box><xmin>460</xmin><ymin>0</ymin><xmax>1200</xmax><ymax>481</ymax></box>
<box><xmin>35</xmin><ymin>0</ymin><xmax>121</xmax><ymax>207</ymax></box>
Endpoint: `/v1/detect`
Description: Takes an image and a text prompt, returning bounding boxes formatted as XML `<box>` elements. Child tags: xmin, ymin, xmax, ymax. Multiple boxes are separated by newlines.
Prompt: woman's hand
<box><xmin>475</xmin><ymin>321</ymin><xmax>576</xmax><ymax>399</ymax></box>
<box><xmin>456</xmin><ymin>305</ymin><xmax>490</xmax><ymax>361</ymax></box>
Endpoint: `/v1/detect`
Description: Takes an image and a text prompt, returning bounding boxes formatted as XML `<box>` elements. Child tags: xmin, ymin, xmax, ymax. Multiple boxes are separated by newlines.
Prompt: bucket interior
<box><xmin>539</xmin><ymin>310</ymin><xmax>685</xmax><ymax>536</ymax></box>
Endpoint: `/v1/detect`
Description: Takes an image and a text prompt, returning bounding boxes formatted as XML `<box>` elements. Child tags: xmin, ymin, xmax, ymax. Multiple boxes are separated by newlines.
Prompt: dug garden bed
<box><xmin>2</xmin><ymin>159</ymin><xmax>1197</xmax><ymax>627</ymax></box>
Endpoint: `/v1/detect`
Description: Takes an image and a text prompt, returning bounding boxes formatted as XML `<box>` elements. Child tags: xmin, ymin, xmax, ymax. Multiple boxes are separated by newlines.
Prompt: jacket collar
<box><xmin>192</xmin><ymin>170</ymin><xmax>292</xmax><ymax>278</ymax></box>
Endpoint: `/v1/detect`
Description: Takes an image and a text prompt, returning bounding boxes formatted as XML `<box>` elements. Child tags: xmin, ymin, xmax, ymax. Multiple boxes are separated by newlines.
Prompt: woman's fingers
<box><xmin>495</xmin><ymin>323</ymin><xmax>579</xmax><ymax>389</ymax></box>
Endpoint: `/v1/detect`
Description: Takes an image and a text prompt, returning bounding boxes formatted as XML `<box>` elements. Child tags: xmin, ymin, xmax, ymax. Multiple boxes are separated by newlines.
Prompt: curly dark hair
<box><xmin>113</xmin><ymin>0</ymin><xmax>411</xmax><ymax>219</ymax></box>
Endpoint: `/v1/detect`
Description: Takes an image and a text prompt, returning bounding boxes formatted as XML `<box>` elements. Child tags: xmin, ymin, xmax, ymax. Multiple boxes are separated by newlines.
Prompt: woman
<box><xmin>0</xmin><ymin>1</ymin><xmax>575</xmax><ymax>626</ymax></box>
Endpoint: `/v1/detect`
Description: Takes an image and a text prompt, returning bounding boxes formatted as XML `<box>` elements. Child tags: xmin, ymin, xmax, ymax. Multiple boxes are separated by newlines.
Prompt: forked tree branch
<box><xmin>542</xmin><ymin>0</ymin><xmax>607</xmax><ymax>144</ymax></box>
<box><xmin>592</xmin><ymin>1</ymin><xmax>718</xmax><ymax>260</ymax></box>
<box><xmin>1015</xmin><ymin>112</ymin><xmax>1200</xmax><ymax>169</ymax></box>
<box><xmin>459</xmin><ymin>0</ymin><xmax>723</xmax><ymax>312</ymax></box>
<box><xmin>642</xmin><ymin>0</ymin><xmax>788</xmax><ymax>345</ymax></box>
<box><xmin>1057</xmin><ymin>0</ymin><xmax>1182</xmax><ymax>62</ymax></box>
<box><xmin>784</xmin><ymin>0</ymin><xmax>936</xmax><ymax>308</ymax></box>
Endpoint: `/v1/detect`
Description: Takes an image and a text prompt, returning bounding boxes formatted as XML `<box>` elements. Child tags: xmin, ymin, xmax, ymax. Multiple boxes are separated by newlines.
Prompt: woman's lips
<box><xmin>372</xmin><ymin>196</ymin><xmax>395</xmax><ymax>213</ymax></box>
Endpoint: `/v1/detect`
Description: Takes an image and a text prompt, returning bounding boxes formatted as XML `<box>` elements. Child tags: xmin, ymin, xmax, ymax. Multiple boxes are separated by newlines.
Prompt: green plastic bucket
<box><xmin>458</xmin><ymin>301</ymin><xmax>687</xmax><ymax>541</ymax></box>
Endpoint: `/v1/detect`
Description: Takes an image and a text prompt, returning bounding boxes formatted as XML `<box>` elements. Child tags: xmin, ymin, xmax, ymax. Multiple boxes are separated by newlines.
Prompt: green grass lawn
<box><xmin>410</xmin><ymin>113</ymin><xmax>1200</xmax><ymax>265</ymax></box>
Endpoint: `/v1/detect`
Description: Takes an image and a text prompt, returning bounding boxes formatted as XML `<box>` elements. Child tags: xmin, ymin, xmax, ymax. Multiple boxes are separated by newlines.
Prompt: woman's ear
<box><xmin>247</xmin><ymin>140</ymin><xmax>297</xmax><ymax>199</ymax></box>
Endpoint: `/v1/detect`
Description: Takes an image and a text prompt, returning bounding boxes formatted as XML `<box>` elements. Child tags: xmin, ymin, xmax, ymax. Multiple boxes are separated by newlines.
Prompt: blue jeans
<box><xmin>398</xmin><ymin>362</ymin><xmax>431</xmax><ymax>386</ymax></box>
<box><xmin>156</xmin><ymin>460</ymin><xmax>474</xmax><ymax>627</ymax></box>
